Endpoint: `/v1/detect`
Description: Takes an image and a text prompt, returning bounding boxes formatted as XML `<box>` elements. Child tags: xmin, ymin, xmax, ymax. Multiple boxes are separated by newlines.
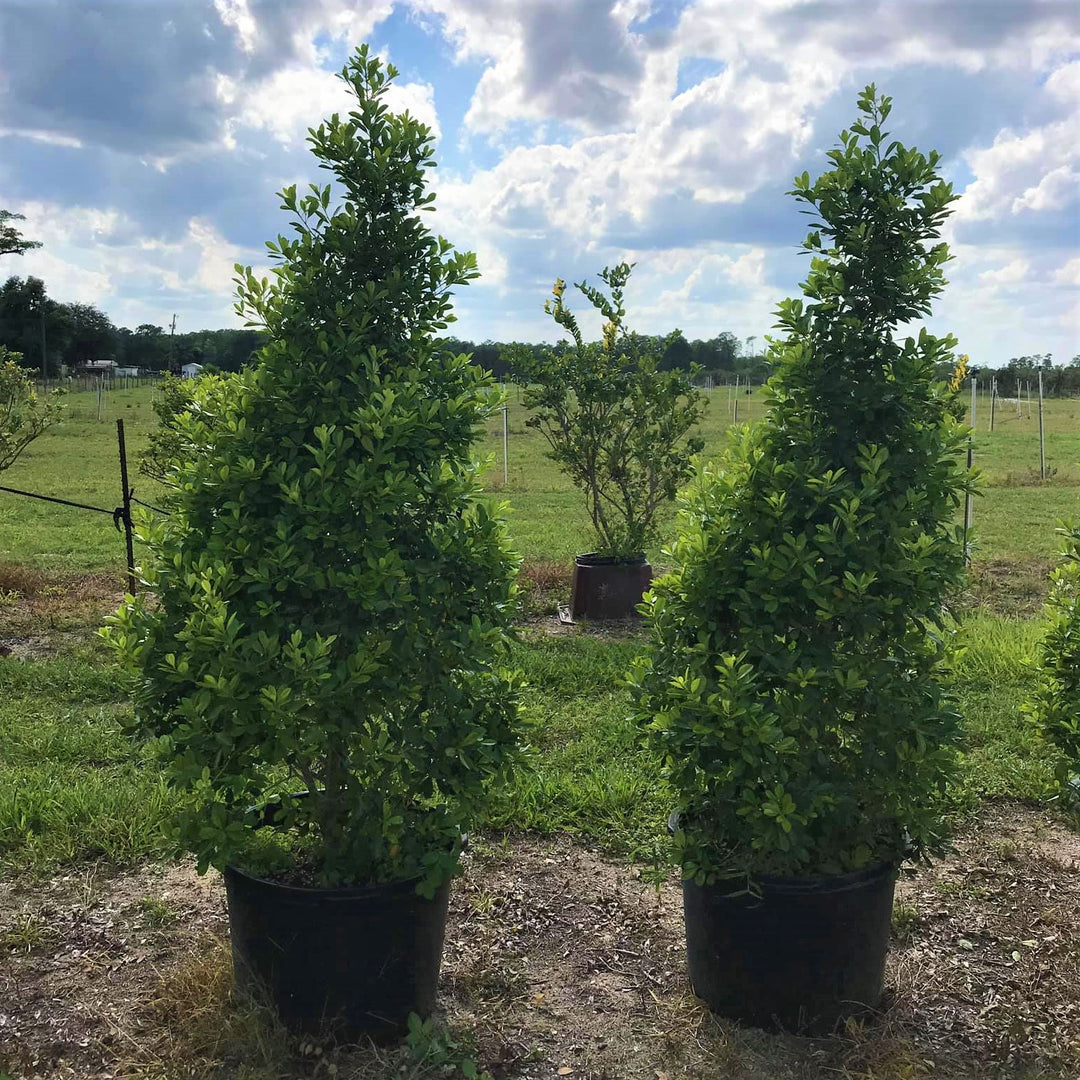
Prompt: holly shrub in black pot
<box><xmin>629</xmin><ymin>86</ymin><xmax>974</xmax><ymax>1033</ymax></box>
<box><xmin>510</xmin><ymin>264</ymin><xmax>706</xmax><ymax>620</ymax></box>
<box><xmin>102</xmin><ymin>46</ymin><xmax>523</xmax><ymax>1041</ymax></box>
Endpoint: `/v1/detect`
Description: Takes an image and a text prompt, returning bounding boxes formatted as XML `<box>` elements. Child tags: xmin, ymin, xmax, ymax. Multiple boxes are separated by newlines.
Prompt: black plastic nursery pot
<box><xmin>569</xmin><ymin>551</ymin><xmax>652</xmax><ymax>621</ymax></box>
<box><xmin>682</xmin><ymin>861</ymin><xmax>897</xmax><ymax>1034</ymax></box>
<box><xmin>224</xmin><ymin>865</ymin><xmax>452</xmax><ymax>1041</ymax></box>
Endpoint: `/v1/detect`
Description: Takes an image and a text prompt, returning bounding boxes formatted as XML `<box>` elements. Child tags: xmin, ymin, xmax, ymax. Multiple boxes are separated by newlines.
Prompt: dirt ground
<box><xmin>2</xmin><ymin>803</ymin><xmax>1078</xmax><ymax>1080</ymax></box>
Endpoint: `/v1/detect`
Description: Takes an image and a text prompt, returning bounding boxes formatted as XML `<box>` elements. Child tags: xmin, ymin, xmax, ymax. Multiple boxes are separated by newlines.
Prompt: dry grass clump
<box><xmin>108</xmin><ymin>935</ymin><xmax>289</xmax><ymax>1079</ymax></box>
<box><xmin>517</xmin><ymin>559</ymin><xmax>571</xmax><ymax>618</ymax></box>
<box><xmin>0</xmin><ymin>565</ymin><xmax>124</xmax><ymax>647</ymax></box>
<box><xmin>0</xmin><ymin>562</ymin><xmax>47</xmax><ymax>600</ymax></box>
<box><xmin>114</xmin><ymin>935</ymin><xmax>486</xmax><ymax>1080</ymax></box>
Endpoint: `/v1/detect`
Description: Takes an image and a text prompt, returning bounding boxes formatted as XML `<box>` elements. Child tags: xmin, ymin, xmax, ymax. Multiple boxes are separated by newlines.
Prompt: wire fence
<box><xmin>0</xmin><ymin>419</ymin><xmax>166</xmax><ymax>592</ymax></box>
<box><xmin>32</xmin><ymin>374</ymin><xmax>165</xmax><ymax>396</ymax></box>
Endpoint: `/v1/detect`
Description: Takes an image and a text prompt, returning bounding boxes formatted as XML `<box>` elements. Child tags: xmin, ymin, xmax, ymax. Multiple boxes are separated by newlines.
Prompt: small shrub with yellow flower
<box><xmin>509</xmin><ymin>263</ymin><xmax>706</xmax><ymax>558</ymax></box>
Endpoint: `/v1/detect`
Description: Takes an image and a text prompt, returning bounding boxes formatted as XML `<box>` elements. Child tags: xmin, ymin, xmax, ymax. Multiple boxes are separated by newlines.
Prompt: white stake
<box><xmin>502</xmin><ymin>382</ymin><xmax>509</xmax><ymax>487</ymax></box>
<box><xmin>1038</xmin><ymin>369</ymin><xmax>1046</xmax><ymax>480</ymax></box>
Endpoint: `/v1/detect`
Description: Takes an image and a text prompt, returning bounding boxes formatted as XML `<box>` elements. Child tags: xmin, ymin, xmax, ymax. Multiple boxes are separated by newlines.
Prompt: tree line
<box><xmin>0</xmin><ymin>271</ymin><xmax>770</xmax><ymax>381</ymax></box>
<box><xmin>965</xmin><ymin>353</ymin><xmax>1080</xmax><ymax>398</ymax></box>
<box><xmin>0</xmin><ymin>275</ymin><xmax>266</xmax><ymax>376</ymax></box>
<box><xmin>434</xmin><ymin>331</ymin><xmax>772</xmax><ymax>381</ymax></box>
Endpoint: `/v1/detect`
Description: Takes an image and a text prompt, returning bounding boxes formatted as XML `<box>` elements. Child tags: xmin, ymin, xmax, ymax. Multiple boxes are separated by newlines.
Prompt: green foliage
<box><xmin>406</xmin><ymin>1014</ymin><xmax>491</xmax><ymax>1079</ymax></box>
<box><xmin>101</xmin><ymin>46</ymin><xmax>523</xmax><ymax>893</ymax></box>
<box><xmin>1025</xmin><ymin>522</ymin><xmax>1080</xmax><ymax>796</ymax></box>
<box><xmin>0</xmin><ymin>348</ymin><xmax>64</xmax><ymax>472</ymax></box>
<box><xmin>0</xmin><ymin>209</ymin><xmax>41</xmax><ymax>258</ymax></box>
<box><xmin>138</xmin><ymin>373</ymin><xmax>195</xmax><ymax>487</ymax></box>
<box><xmin>138</xmin><ymin>372</ymin><xmax>235</xmax><ymax>490</ymax></box>
<box><xmin>631</xmin><ymin>86</ymin><xmax>975</xmax><ymax>882</ymax></box>
<box><xmin>510</xmin><ymin>263</ymin><xmax>706</xmax><ymax>557</ymax></box>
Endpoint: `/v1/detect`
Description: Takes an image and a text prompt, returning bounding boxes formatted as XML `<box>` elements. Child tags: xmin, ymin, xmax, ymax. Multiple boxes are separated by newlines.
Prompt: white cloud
<box><xmin>7</xmin><ymin>201</ymin><xmax>266</xmax><ymax>327</ymax></box>
<box><xmin>978</xmin><ymin>257</ymin><xmax>1031</xmax><ymax>287</ymax></box>
<box><xmin>634</xmin><ymin>246</ymin><xmax>778</xmax><ymax>337</ymax></box>
<box><xmin>218</xmin><ymin>65</ymin><xmax>355</xmax><ymax>148</ymax></box>
<box><xmin>0</xmin><ymin>128</ymin><xmax>83</xmax><ymax>149</ymax></box>
<box><xmin>413</xmin><ymin>0</ymin><xmax>650</xmax><ymax>134</ymax></box>
<box><xmin>1053</xmin><ymin>257</ymin><xmax>1080</xmax><ymax>288</ymax></box>
<box><xmin>214</xmin><ymin>0</ymin><xmax>259</xmax><ymax>55</ymax></box>
<box><xmin>1011</xmin><ymin>163</ymin><xmax>1077</xmax><ymax>214</ymax></box>
<box><xmin>217</xmin><ymin>62</ymin><xmax>439</xmax><ymax>149</ymax></box>
<box><xmin>957</xmin><ymin>113</ymin><xmax>1080</xmax><ymax>223</ymax></box>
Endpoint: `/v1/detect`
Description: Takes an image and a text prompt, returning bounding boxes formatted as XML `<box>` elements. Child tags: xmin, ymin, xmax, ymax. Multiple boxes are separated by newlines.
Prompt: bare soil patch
<box><xmin>955</xmin><ymin>559</ymin><xmax>1053</xmax><ymax>619</ymax></box>
<box><xmin>0</xmin><ymin>566</ymin><xmax>125</xmax><ymax>656</ymax></box>
<box><xmin>2</xmin><ymin>802</ymin><xmax>1078</xmax><ymax>1080</ymax></box>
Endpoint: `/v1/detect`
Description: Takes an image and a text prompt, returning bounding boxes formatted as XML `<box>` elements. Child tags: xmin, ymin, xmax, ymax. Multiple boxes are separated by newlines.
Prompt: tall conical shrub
<box><xmin>632</xmin><ymin>86</ymin><xmax>974</xmax><ymax>882</ymax></box>
<box><xmin>104</xmin><ymin>46</ymin><xmax>522</xmax><ymax>893</ymax></box>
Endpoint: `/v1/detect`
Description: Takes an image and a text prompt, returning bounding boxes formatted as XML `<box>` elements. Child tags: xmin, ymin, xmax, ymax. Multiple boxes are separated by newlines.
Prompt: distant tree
<box><xmin>684</xmin><ymin>333</ymin><xmax>740</xmax><ymax>376</ymax></box>
<box><xmin>660</xmin><ymin>331</ymin><xmax>693</xmax><ymax>372</ymax></box>
<box><xmin>712</xmin><ymin>331</ymin><xmax>741</xmax><ymax>371</ymax></box>
<box><xmin>472</xmin><ymin>339</ymin><xmax>508</xmax><ymax>379</ymax></box>
<box><xmin>0</xmin><ymin>347</ymin><xmax>64</xmax><ymax>472</ymax></box>
<box><xmin>0</xmin><ymin>210</ymin><xmax>41</xmax><ymax>258</ymax></box>
<box><xmin>733</xmin><ymin>349</ymin><xmax>772</xmax><ymax>381</ymax></box>
<box><xmin>0</xmin><ymin>276</ymin><xmax>70</xmax><ymax>376</ymax></box>
<box><xmin>61</xmin><ymin>302</ymin><xmax>117</xmax><ymax>368</ymax></box>
<box><xmin>118</xmin><ymin>324</ymin><xmax>168</xmax><ymax>370</ymax></box>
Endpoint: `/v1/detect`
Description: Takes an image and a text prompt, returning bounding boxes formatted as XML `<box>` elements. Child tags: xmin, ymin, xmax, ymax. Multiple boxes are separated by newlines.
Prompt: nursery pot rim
<box><xmin>668</xmin><ymin>811</ymin><xmax>898</xmax><ymax>893</ymax></box>
<box><xmin>575</xmin><ymin>550</ymin><xmax>648</xmax><ymax>567</ymax></box>
<box><xmin>234</xmin><ymin>790</ymin><xmax>466</xmax><ymax>895</ymax></box>
<box><xmin>223</xmin><ymin>861</ymin><xmax>440</xmax><ymax>900</ymax></box>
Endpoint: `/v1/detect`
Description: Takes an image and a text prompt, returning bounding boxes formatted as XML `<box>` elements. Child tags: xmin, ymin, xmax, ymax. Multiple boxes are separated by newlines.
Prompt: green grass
<box><xmin>10</xmin><ymin>383</ymin><xmax>1077</xmax><ymax>574</ymax></box>
<box><xmin>487</xmin><ymin>633</ymin><xmax>668</xmax><ymax>860</ymax></box>
<box><xmin>0</xmin><ymin>655</ymin><xmax>182</xmax><ymax>872</ymax></box>
<box><xmin>954</xmin><ymin>613</ymin><xmax>1062</xmax><ymax>805</ymax></box>
<box><xmin>0</xmin><ymin>615</ymin><xmax>1058</xmax><ymax>878</ymax></box>
<box><xmin>0</xmin><ymin>384</ymin><xmax>167</xmax><ymax>572</ymax></box>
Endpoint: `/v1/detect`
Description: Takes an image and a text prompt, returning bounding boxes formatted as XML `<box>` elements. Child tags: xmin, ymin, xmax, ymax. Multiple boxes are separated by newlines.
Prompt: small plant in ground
<box><xmin>406</xmin><ymin>1014</ymin><xmax>491</xmax><ymax>1079</ymax></box>
<box><xmin>137</xmin><ymin>894</ymin><xmax>179</xmax><ymax>926</ymax></box>
<box><xmin>632</xmin><ymin>85</ymin><xmax>974</xmax><ymax>882</ymax></box>
<box><xmin>139</xmin><ymin>372</ymin><xmax>240</xmax><ymax>496</ymax></box>
<box><xmin>1</xmin><ymin>910</ymin><xmax>58</xmax><ymax>953</ymax></box>
<box><xmin>1025</xmin><ymin>522</ymin><xmax>1080</xmax><ymax>800</ymax></box>
<box><xmin>138</xmin><ymin>373</ymin><xmax>195</xmax><ymax>486</ymax></box>
<box><xmin>509</xmin><ymin>264</ymin><xmax>706</xmax><ymax>558</ymax></box>
<box><xmin>102</xmin><ymin>46</ymin><xmax>523</xmax><ymax>894</ymax></box>
<box><xmin>891</xmin><ymin>898</ymin><xmax>920</xmax><ymax>942</ymax></box>
<box><xmin>0</xmin><ymin>348</ymin><xmax>64</xmax><ymax>473</ymax></box>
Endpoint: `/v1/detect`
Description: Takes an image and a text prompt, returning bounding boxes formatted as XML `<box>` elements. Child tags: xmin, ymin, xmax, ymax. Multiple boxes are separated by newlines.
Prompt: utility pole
<box><xmin>40</xmin><ymin>305</ymin><xmax>47</xmax><ymax>381</ymax></box>
<box><xmin>168</xmin><ymin>313</ymin><xmax>177</xmax><ymax>373</ymax></box>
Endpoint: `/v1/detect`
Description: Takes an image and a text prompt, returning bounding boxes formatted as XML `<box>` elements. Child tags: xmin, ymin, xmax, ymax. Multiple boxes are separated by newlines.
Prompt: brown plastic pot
<box><xmin>569</xmin><ymin>552</ymin><xmax>652</xmax><ymax>620</ymax></box>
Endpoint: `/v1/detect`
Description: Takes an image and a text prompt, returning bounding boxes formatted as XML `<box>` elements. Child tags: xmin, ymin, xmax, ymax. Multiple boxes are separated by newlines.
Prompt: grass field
<box><xmin>2</xmin><ymin>382</ymin><xmax>1078</xmax><ymax>571</ymax></box>
<box><xmin>1</xmin><ymin>380</ymin><xmax>1079</xmax><ymax>1079</ymax></box>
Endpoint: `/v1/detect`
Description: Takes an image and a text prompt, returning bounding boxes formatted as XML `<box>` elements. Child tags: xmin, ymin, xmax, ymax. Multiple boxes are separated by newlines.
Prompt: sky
<box><xmin>0</xmin><ymin>0</ymin><xmax>1077</xmax><ymax>365</ymax></box>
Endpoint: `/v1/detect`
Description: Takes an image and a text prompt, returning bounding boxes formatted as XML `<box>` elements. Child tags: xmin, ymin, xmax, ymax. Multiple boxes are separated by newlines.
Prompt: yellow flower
<box><xmin>602</xmin><ymin>320</ymin><xmax>617</xmax><ymax>352</ymax></box>
<box><xmin>949</xmin><ymin>354</ymin><xmax>969</xmax><ymax>393</ymax></box>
